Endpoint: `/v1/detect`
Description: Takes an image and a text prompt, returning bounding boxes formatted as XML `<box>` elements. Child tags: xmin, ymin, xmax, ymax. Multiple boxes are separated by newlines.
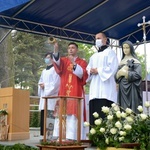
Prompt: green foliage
<box><xmin>77</xmin><ymin>42</ymin><xmax>93</xmax><ymax>94</ymax></box>
<box><xmin>0</xmin><ymin>143</ymin><xmax>38</xmax><ymax>150</ymax></box>
<box><xmin>0</xmin><ymin>29</ymin><xmax>14</xmax><ymax>88</ymax></box>
<box><xmin>136</xmin><ymin>52</ymin><xmax>146</xmax><ymax>80</ymax></box>
<box><xmin>30</xmin><ymin>106</ymin><xmax>40</xmax><ymax>127</ymax></box>
<box><xmin>130</xmin><ymin>116</ymin><xmax>150</xmax><ymax>150</ymax></box>
<box><xmin>77</xmin><ymin>42</ymin><xmax>93</xmax><ymax>62</ymax></box>
<box><xmin>57</xmin><ymin>39</ymin><xmax>70</xmax><ymax>57</ymax></box>
<box><xmin>0</xmin><ymin>109</ymin><xmax>8</xmax><ymax>115</ymax></box>
<box><xmin>41</xmin><ymin>141</ymin><xmax>81</xmax><ymax>146</ymax></box>
<box><xmin>12</xmin><ymin>32</ymin><xmax>47</xmax><ymax>95</ymax></box>
<box><xmin>12</xmin><ymin>32</ymin><xmax>71</xmax><ymax>96</ymax></box>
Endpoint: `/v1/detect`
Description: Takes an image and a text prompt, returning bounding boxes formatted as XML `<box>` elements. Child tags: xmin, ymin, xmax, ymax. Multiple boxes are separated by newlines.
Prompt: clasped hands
<box><xmin>116</xmin><ymin>65</ymin><xmax>128</xmax><ymax>79</ymax></box>
<box><xmin>39</xmin><ymin>83</ymin><xmax>44</xmax><ymax>89</ymax></box>
<box><xmin>90</xmin><ymin>68</ymin><xmax>98</xmax><ymax>75</ymax></box>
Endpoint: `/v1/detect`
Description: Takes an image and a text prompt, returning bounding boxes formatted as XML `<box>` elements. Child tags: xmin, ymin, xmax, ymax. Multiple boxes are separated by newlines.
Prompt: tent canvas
<box><xmin>0</xmin><ymin>0</ymin><xmax>150</xmax><ymax>45</ymax></box>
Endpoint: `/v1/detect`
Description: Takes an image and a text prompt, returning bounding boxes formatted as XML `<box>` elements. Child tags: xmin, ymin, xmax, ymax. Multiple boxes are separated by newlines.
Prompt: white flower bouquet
<box><xmin>84</xmin><ymin>102</ymin><xmax>150</xmax><ymax>150</ymax></box>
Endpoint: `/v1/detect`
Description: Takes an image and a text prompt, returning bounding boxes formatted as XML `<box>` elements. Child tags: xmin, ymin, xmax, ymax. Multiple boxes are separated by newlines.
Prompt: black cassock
<box><xmin>89</xmin><ymin>98</ymin><xmax>113</xmax><ymax>126</ymax></box>
<box><xmin>115</xmin><ymin>62</ymin><xmax>142</xmax><ymax>114</ymax></box>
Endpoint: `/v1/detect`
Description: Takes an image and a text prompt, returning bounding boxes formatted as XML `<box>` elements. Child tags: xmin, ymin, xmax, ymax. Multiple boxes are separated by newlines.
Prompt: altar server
<box><xmin>86</xmin><ymin>32</ymin><xmax>118</xmax><ymax>126</ymax></box>
<box><xmin>38</xmin><ymin>52</ymin><xmax>60</xmax><ymax>136</ymax></box>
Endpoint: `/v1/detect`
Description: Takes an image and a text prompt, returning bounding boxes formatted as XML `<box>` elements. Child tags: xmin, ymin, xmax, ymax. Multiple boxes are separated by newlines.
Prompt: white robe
<box><xmin>86</xmin><ymin>47</ymin><xmax>118</xmax><ymax>103</ymax></box>
<box><xmin>38</xmin><ymin>67</ymin><xmax>60</xmax><ymax>110</ymax></box>
<box><xmin>53</xmin><ymin>101</ymin><xmax>85</xmax><ymax>140</ymax></box>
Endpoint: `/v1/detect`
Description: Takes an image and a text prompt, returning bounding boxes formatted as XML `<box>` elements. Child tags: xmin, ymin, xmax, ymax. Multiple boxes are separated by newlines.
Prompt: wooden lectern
<box><xmin>0</xmin><ymin>87</ymin><xmax>30</xmax><ymax>140</ymax></box>
<box><xmin>42</xmin><ymin>96</ymin><xmax>83</xmax><ymax>143</ymax></box>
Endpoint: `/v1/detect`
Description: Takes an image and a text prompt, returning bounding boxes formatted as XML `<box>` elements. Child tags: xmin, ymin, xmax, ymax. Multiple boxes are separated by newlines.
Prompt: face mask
<box><xmin>95</xmin><ymin>39</ymin><xmax>103</xmax><ymax>48</ymax></box>
<box><xmin>44</xmin><ymin>58</ymin><xmax>51</xmax><ymax>65</ymax></box>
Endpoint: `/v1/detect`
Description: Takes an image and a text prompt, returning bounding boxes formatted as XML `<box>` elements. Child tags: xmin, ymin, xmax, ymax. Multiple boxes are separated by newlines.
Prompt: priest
<box><xmin>52</xmin><ymin>42</ymin><xmax>88</xmax><ymax>140</ymax></box>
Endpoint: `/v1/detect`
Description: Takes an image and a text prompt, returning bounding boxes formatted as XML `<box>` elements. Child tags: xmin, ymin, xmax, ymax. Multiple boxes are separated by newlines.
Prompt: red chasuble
<box><xmin>53</xmin><ymin>56</ymin><xmax>88</xmax><ymax>118</ymax></box>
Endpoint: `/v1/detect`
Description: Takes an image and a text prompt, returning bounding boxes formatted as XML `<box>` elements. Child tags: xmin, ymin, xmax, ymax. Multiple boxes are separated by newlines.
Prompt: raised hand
<box><xmin>53</xmin><ymin>42</ymin><xmax>59</xmax><ymax>53</ymax></box>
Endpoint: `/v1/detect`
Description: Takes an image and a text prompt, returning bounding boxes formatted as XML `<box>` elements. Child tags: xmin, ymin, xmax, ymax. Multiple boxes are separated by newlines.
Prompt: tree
<box><xmin>0</xmin><ymin>28</ymin><xmax>14</xmax><ymax>88</ymax></box>
<box><xmin>30</xmin><ymin>106</ymin><xmax>40</xmax><ymax>127</ymax></box>
<box><xmin>77</xmin><ymin>42</ymin><xmax>94</xmax><ymax>94</ymax></box>
<box><xmin>136</xmin><ymin>52</ymin><xmax>146</xmax><ymax>80</ymax></box>
<box><xmin>77</xmin><ymin>42</ymin><xmax>93</xmax><ymax>62</ymax></box>
<box><xmin>12</xmin><ymin>32</ymin><xmax>70</xmax><ymax>95</ymax></box>
<box><xmin>12</xmin><ymin>32</ymin><xmax>47</xmax><ymax>95</ymax></box>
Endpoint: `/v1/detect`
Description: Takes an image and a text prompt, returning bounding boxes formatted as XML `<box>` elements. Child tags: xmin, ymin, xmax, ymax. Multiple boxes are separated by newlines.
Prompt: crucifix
<box><xmin>127</xmin><ymin>59</ymin><xmax>134</xmax><ymax>68</ymax></box>
<box><xmin>137</xmin><ymin>16</ymin><xmax>150</xmax><ymax>114</ymax></box>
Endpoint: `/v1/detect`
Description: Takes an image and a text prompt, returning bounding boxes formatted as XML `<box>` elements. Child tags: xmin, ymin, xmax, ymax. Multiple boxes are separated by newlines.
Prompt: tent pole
<box><xmin>138</xmin><ymin>16</ymin><xmax>150</xmax><ymax>114</ymax></box>
<box><xmin>0</xmin><ymin>29</ymin><xmax>12</xmax><ymax>44</ymax></box>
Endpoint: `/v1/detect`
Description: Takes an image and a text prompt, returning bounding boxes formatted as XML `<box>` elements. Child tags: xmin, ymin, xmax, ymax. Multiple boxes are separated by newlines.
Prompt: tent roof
<box><xmin>0</xmin><ymin>0</ymin><xmax>150</xmax><ymax>45</ymax></box>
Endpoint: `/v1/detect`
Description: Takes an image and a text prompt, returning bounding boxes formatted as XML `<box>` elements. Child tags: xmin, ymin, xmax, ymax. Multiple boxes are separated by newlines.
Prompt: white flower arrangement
<box><xmin>84</xmin><ymin>103</ymin><xmax>150</xmax><ymax>150</ymax></box>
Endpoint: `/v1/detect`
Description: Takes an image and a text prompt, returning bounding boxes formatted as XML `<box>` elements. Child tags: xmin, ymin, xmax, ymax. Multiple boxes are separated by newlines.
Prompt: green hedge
<box><xmin>0</xmin><ymin>143</ymin><xmax>39</xmax><ymax>150</ymax></box>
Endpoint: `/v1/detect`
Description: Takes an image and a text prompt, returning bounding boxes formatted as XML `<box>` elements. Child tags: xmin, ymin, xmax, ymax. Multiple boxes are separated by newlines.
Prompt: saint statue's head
<box><xmin>121</xmin><ymin>40</ymin><xmax>138</xmax><ymax>60</ymax></box>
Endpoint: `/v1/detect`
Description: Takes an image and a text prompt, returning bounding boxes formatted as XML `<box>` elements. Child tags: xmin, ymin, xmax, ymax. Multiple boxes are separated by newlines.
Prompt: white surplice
<box><xmin>86</xmin><ymin>47</ymin><xmax>118</xmax><ymax>103</ymax></box>
<box><xmin>38</xmin><ymin>67</ymin><xmax>60</xmax><ymax>110</ymax></box>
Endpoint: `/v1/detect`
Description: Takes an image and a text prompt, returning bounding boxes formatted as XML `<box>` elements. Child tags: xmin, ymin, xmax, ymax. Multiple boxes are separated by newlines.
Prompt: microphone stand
<box><xmin>137</xmin><ymin>16</ymin><xmax>150</xmax><ymax>114</ymax></box>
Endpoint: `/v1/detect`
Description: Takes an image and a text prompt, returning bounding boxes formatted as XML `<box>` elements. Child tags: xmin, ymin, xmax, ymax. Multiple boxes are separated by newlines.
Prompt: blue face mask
<box><xmin>44</xmin><ymin>58</ymin><xmax>51</xmax><ymax>65</ymax></box>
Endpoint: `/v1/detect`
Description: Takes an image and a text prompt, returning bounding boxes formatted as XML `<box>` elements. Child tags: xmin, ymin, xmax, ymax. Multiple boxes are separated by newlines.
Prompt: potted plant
<box><xmin>0</xmin><ymin>109</ymin><xmax>8</xmax><ymax>116</ymax></box>
<box><xmin>0</xmin><ymin>143</ymin><xmax>38</xmax><ymax>150</ymax></box>
<box><xmin>84</xmin><ymin>102</ymin><xmax>150</xmax><ymax>150</ymax></box>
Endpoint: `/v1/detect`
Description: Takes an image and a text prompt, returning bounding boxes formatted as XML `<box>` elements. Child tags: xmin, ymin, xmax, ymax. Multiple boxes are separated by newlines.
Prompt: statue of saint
<box><xmin>115</xmin><ymin>41</ymin><xmax>142</xmax><ymax>113</ymax></box>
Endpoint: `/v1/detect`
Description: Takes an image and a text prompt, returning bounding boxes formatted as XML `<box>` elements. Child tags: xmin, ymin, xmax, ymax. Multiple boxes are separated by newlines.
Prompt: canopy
<box><xmin>0</xmin><ymin>0</ymin><xmax>150</xmax><ymax>45</ymax></box>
